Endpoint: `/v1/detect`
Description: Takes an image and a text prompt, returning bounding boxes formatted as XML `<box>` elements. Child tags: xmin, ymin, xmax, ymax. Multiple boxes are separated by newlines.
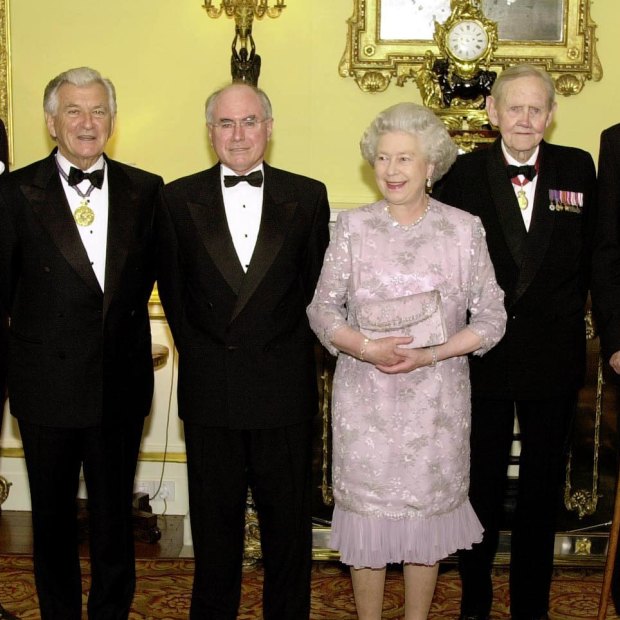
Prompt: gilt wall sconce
<box><xmin>202</xmin><ymin>0</ymin><xmax>287</xmax><ymax>86</ymax></box>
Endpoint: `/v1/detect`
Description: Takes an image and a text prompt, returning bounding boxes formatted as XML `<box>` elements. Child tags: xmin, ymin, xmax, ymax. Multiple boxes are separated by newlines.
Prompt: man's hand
<box><xmin>610</xmin><ymin>351</ymin><xmax>620</xmax><ymax>374</ymax></box>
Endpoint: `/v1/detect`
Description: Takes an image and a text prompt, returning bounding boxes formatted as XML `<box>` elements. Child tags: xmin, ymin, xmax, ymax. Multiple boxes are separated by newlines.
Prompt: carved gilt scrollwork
<box><xmin>0</xmin><ymin>475</ymin><xmax>11</xmax><ymax>506</ymax></box>
<box><xmin>340</xmin><ymin>0</ymin><xmax>601</xmax><ymax>97</ymax></box>
<box><xmin>564</xmin><ymin>311</ymin><xmax>603</xmax><ymax>520</ymax></box>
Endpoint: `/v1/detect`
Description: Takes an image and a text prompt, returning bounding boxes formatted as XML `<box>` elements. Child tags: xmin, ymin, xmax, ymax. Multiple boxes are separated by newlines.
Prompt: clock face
<box><xmin>447</xmin><ymin>20</ymin><xmax>489</xmax><ymax>61</ymax></box>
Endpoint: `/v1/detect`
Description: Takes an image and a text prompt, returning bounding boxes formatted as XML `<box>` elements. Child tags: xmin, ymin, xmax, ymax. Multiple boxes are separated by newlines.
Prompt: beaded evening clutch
<box><xmin>356</xmin><ymin>290</ymin><xmax>448</xmax><ymax>349</ymax></box>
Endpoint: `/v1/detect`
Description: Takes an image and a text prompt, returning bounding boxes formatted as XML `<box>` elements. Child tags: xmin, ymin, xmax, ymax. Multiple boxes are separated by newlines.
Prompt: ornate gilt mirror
<box><xmin>340</xmin><ymin>0</ymin><xmax>601</xmax><ymax>97</ymax></box>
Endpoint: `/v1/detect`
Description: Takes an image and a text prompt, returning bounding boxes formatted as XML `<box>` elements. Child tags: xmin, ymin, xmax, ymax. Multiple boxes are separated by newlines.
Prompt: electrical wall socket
<box><xmin>135</xmin><ymin>480</ymin><xmax>175</xmax><ymax>501</ymax></box>
<box><xmin>157</xmin><ymin>481</ymin><xmax>175</xmax><ymax>501</ymax></box>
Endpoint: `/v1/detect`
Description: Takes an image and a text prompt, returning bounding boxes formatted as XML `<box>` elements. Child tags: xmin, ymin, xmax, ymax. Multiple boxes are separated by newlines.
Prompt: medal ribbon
<box><xmin>56</xmin><ymin>159</ymin><xmax>106</xmax><ymax>226</ymax></box>
<box><xmin>507</xmin><ymin>159</ymin><xmax>539</xmax><ymax>210</ymax></box>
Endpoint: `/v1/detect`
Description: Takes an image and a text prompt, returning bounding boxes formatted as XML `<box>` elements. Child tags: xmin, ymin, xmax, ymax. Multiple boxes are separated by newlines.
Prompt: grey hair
<box><xmin>205</xmin><ymin>82</ymin><xmax>273</xmax><ymax>124</ymax></box>
<box><xmin>491</xmin><ymin>63</ymin><xmax>556</xmax><ymax>109</ymax></box>
<box><xmin>43</xmin><ymin>67</ymin><xmax>117</xmax><ymax>117</ymax></box>
<box><xmin>360</xmin><ymin>103</ymin><xmax>457</xmax><ymax>182</ymax></box>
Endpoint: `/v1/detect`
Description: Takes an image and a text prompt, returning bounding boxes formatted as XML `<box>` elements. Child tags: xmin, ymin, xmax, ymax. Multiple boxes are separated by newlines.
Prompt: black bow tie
<box><xmin>507</xmin><ymin>164</ymin><xmax>537</xmax><ymax>181</ymax></box>
<box><xmin>68</xmin><ymin>166</ymin><xmax>105</xmax><ymax>189</ymax></box>
<box><xmin>223</xmin><ymin>170</ymin><xmax>263</xmax><ymax>188</ymax></box>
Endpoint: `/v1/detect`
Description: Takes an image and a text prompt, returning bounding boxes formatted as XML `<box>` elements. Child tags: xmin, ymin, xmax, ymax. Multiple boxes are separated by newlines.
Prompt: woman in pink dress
<box><xmin>307</xmin><ymin>103</ymin><xmax>507</xmax><ymax>619</ymax></box>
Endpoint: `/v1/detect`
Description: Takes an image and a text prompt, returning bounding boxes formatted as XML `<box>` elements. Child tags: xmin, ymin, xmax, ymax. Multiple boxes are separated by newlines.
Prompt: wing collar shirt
<box><xmin>220</xmin><ymin>163</ymin><xmax>264</xmax><ymax>272</ymax></box>
<box><xmin>502</xmin><ymin>142</ymin><xmax>539</xmax><ymax>232</ymax></box>
<box><xmin>56</xmin><ymin>152</ymin><xmax>108</xmax><ymax>291</ymax></box>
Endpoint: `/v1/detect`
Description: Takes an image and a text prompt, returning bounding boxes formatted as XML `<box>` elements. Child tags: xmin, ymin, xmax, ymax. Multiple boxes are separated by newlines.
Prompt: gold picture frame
<box><xmin>0</xmin><ymin>0</ymin><xmax>11</xmax><ymax>163</ymax></box>
<box><xmin>340</xmin><ymin>0</ymin><xmax>601</xmax><ymax>96</ymax></box>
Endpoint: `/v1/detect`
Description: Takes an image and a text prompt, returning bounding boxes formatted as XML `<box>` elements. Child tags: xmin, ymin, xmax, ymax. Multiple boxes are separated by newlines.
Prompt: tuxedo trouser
<box><xmin>459</xmin><ymin>396</ymin><xmax>575</xmax><ymax>618</ymax></box>
<box><xmin>0</xmin><ymin>313</ymin><xmax>7</xmax><ymax>423</ymax></box>
<box><xmin>184</xmin><ymin>421</ymin><xmax>313</xmax><ymax>620</ymax></box>
<box><xmin>18</xmin><ymin>417</ymin><xmax>145</xmax><ymax>620</ymax></box>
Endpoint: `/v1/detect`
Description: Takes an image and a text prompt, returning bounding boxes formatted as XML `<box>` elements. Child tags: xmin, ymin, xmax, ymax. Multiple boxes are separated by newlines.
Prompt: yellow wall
<box><xmin>7</xmin><ymin>0</ymin><xmax>619</xmax><ymax>207</ymax></box>
<box><xmin>2</xmin><ymin>0</ymin><xmax>617</xmax><ymax>517</ymax></box>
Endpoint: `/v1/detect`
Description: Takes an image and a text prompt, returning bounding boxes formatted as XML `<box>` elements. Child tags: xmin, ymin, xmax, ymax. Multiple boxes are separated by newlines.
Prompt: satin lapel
<box><xmin>103</xmin><ymin>159</ymin><xmax>139</xmax><ymax>317</ymax></box>
<box><xmin>21</xmin><ymin>154</ymin><xmax>102</xmax><ymax>296</ymax></box>
<box><xmin>231</xmin><ymin>172</ymin><xmax>296</xmax><ymax>323</ymax></box>
<box><xmin>187</xmin><ymin>171</ymin><xmax>245</xmax><ymax>295</ymax></box>
<box><xmin>512</xmin><ymin>142</ymin><xmax>556</xmax><ymax>304</ymax></box>
<box><xmin>487</xmin><ymin>141</ymin><xmax>528</xmax><ymax>269</ymax></box>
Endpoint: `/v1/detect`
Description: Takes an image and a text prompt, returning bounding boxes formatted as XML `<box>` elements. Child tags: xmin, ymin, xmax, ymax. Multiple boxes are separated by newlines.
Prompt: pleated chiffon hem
<box><xmin>330</xmin><ymin>500</ymin><xmax>483</xmax><ymax>569</ymax></box>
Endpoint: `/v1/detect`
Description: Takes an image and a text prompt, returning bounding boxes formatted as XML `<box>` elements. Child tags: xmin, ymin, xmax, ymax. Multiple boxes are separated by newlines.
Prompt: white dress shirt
<box><xmin>502</xmin><ymin>143</ymin><xmax>539</xmax><ymax>232</ymax></box>
<box><xmin>56</xmin><ymin>152</ymin><xmax>109</xmax><ymax>290</ymax></box>
<box><xmin>220</xmin><ymin>164</ymin><xmax>264</xmax><ymax>272</ymax></box>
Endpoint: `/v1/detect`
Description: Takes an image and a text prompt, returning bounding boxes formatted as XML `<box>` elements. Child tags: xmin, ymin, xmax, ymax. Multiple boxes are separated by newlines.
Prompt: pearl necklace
<box><xmin>384</xmin><ymin>198</ymin><xmax>430</xmax><ymax>230</ymax></box>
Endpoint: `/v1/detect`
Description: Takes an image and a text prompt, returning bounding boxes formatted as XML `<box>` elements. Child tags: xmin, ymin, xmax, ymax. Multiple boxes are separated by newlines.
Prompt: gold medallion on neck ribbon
<box><xmin>73</xmin><ymin>201</ymin><xmax>95</xmax><ymax>227</ymax></box>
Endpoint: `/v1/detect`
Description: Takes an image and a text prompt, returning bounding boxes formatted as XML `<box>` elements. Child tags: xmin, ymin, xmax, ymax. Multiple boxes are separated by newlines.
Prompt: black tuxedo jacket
<box><xmin>436</xmin><ymin>139</ymin><xmax>596</xmax><ymax>398</ymax></box>
<box><xmin>0</xmin><ymin>119</ymin><xmax>8</xmax><ymax>424</ymax></box>
<box><xmin>0</xmin><ymin>151</ymin><xmax>163</xmax><ymax>427</ymax></box>
<box><xmin>157</xmin><ymin>162</ymin><xmax>330</xmax><ymax>429</ymax></box>
<box><xmin>592</xmin><ymin>124</ymin><xmax>620</xmax><ymax>362</ymax></box>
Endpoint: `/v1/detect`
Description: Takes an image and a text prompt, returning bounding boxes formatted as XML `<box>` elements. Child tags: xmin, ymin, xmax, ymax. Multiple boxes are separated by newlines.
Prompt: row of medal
<box><xmin>548</xmin><ymin>189</ymin><xmax>584</xmax><ymax>213</ymax></box>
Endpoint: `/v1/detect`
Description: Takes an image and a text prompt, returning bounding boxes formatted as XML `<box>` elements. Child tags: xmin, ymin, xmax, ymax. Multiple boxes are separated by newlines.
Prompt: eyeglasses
<box><xmin>209</xmin><ymin>117</ymin><xmax>269</xmax><ymax>132</ymax></box>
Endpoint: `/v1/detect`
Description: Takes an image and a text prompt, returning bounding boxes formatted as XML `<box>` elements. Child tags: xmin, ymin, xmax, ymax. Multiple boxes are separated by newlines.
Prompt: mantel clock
<box><xmin>415</xmin><ymin>0</ymin><xmax>499</xmax><ymax>151</ymax></box>
<box><xmin>435</xmin><ymin>1</ymin><xmax>497</xmax><ymax>80</ymax></box>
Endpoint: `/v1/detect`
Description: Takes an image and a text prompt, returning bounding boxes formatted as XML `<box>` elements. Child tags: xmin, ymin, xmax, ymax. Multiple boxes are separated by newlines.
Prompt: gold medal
<box><xmin>73</xmin><ymin>200</ymin><xmax>95</xmax><ymax>227</ymax></box>
<box><xmin>517</xmin><ymin>189</ymin><xmax>528</xmax><ymax>210</ymax></box>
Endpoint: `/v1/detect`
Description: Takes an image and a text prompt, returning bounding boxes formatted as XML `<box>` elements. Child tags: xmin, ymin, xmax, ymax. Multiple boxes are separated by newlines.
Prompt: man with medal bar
<box><xmin>435</xmin><ymin>64</ymin><xmax>596</xmax><ymax>620</ymax></box>
<box><xmin>0</xmin><ymin>67</ymin><xmax>162</xmax><ymax>620</ymax></box>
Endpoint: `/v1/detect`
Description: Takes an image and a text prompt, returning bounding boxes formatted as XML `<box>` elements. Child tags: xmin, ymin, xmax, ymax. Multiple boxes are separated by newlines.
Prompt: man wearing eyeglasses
<box><xmin>156</xmin><ymin>82</ymin><xmax>331</xmax><ymax>619</ymax></box>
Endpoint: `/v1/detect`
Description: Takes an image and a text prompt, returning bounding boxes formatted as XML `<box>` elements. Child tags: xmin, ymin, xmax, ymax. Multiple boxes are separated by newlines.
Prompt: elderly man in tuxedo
<box><xmin>592</xmin><ymin>124</ymin><xmax>620</xmax><ymax>373</ymax></box>
<box><xmin>592</xmin><ymin>123</ymin><xmax>620</xmax><ymax>612</ymax></box>
<box><xmin>157</xmin><ymin>82</ymin><xmax>330</xmax><ymax>619</ymax></box>
<box><xmin>435</xmin><ymin>64</ymin><xmax>596</xmax><ymax>620</ymax></box>
<box><xmin>0</xmin><ymin>306</ymin><xmax>17</xmax><ymax>620</ymax></box>
<box><xmin>0</xmin><ymin>117</ymin><xmax>11</xmax><ymax>439</ymax></box>
<box><xmin>0</xmin><ymin>304</ymin><xmax>17</xmax><ymax>620</ymax></box>
<box><xmin>0</xmin><ymin>67</ymin><xmax>162</xmax><ymax>620</ymax></box>
<box><xmin>0</xmin><ymin>302</ymin><xmax>18</xmax><ymax>620</ymax></box>
<box><xmin>0</xmin><ymin>118</ymin><xmax>19</xmax><ymax>620</ymax></box>
<box><xmin>0</xmin><ymin>117</ymin><xmax>9</xmax><ymax>447</ymax></box>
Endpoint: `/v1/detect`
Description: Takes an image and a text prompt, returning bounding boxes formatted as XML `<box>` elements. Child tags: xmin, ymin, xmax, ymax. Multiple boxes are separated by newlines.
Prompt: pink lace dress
<box><xmin>307</xmin><ymin>199</ymin><xmax>506</xmax><ymax>568</ymax></box>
